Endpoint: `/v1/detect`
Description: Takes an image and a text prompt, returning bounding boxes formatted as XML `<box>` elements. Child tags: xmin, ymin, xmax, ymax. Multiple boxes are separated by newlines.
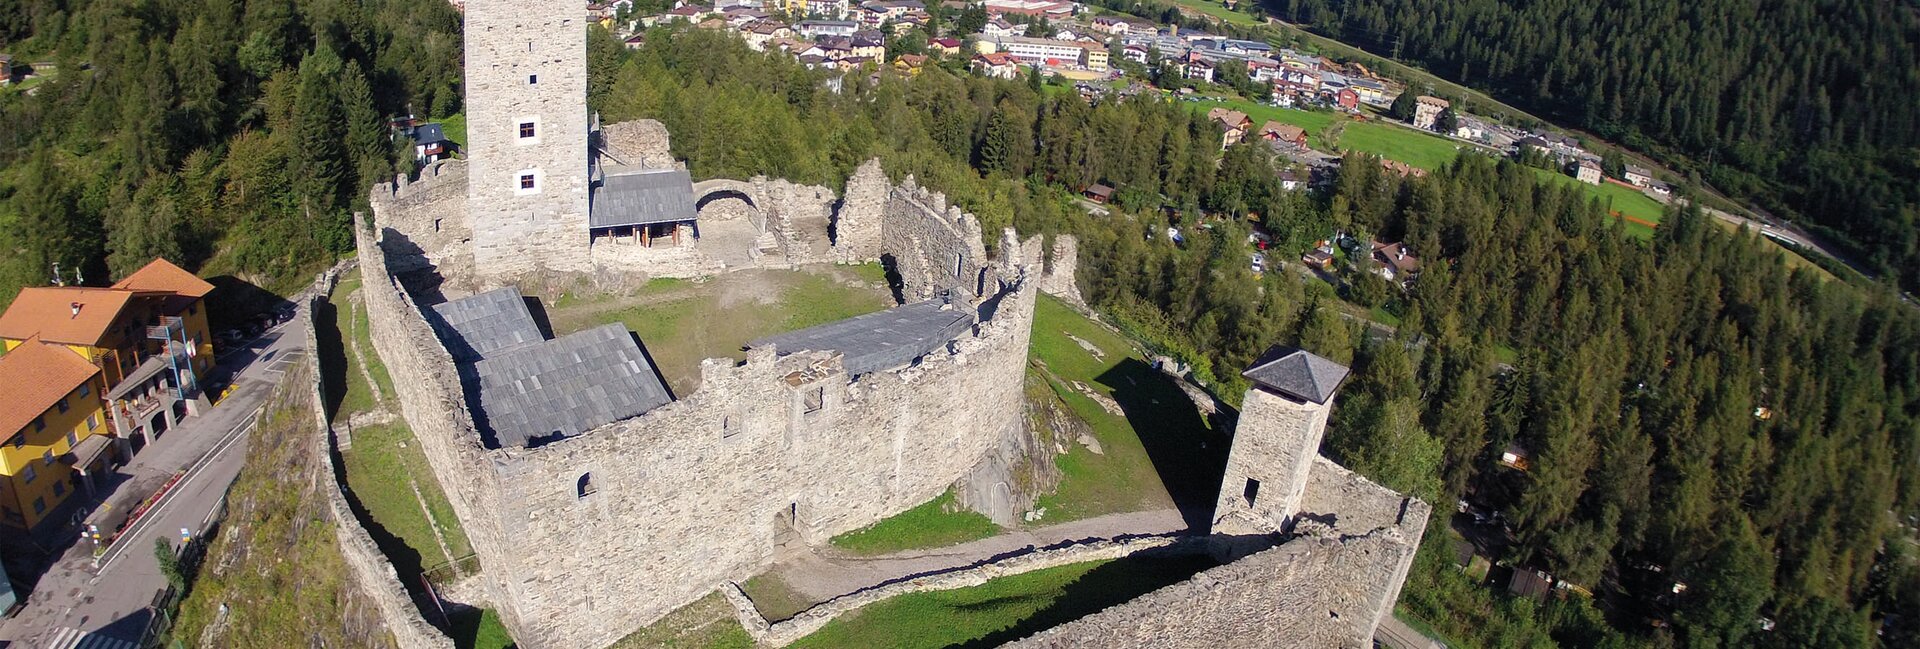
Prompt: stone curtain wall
<box><xmin>464</xmin><ymin>0</ymin><xmax>592</xmax><ymax>278</ymax></box>
<box><xmin>300</xmin><ymin>261</ymin><xmax>457</xmax><ymax>649</ymax></box>
<box><xmin>726</xmin><ymin>535</ymin><xmax>1203</xmax><ymax>647</ymax></box>
<box><xmin>876</xmin><ymin>176</ymin><xmax>991</xmax><ymax>300</ymax></box>
<box><xmin>1296</xmin><ymin>457</ymin><xmax>1433</xmax><ymax>633</ymax></box>
<box><xmin>353</xmin><ymin>215</ymin><xmax>533</xmax><ymax>642</ymax></box>
<box><xmin>598</xmin><ymin>119</ymin><xmax>679</xmax><ymax>170</ymax></box>
<box><xmin>1003</xmin><ymin>527</ymin><xmax>1422</xmax><ymax>649</ymax></box>
<box><xmin>356</xmin><ymin>195</ymin><xmax>1041</xmax><ymax>648</ymax></box>
<box><xmin>1040</xmin><ymin>235</ymin><xmax>1089</xmax><ymax>311</ymax></box>
<box><xmin>478</xmin><ymin>273</ymin><xmax>1038</xmax><ymax>649</ymax></box>
<box><xmin>369</xmin><ymin>160</ymin><xmax>473</xmax><ymax>277</ymax></box>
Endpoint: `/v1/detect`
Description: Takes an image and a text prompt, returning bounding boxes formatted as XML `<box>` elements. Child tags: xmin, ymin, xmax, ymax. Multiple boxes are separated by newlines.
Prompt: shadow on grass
<box><xmin>1094</xmin><ymin>358</ymin><xmax>1233</xmax><ymax>530</ymax></box>
<box><xmin>945</xmin><ymin>552</ymin><xmax>1219</xmax><ymax>649</ymax></box>
<box><xmin>314</xmin><ymin>299</ymin><xmax>350</xmax><ymax>421</ymax></box>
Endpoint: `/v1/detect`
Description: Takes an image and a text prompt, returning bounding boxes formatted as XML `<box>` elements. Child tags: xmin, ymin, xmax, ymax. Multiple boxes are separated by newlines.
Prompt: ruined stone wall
<box><xmin>1040</xmin><ymin>235</ymin><xmax>1089</xmax><ymax>311</ymax></box>
<box><xmin>352</xmin><ymin>216</ymin><xmax>532</xmax><ymax>641</ymax></box>
<box><xmin>761</xmin><ymin>178</ymin><xmax>837</xmax><ymax>264</ymax></box>
<box><xmin>599</xmin><ymin>119</ymin><xmax>679</xmax><ymax>169</ymax></box>
<box><xmin>369</xmin><ymin>160</ymin><xmax>473</xmax><ymax>277</ymax></box>
<box><xmin>301</xmin><ymin>262</ymin><xmax>458</xmax><ymax>649</ymax></box>
<box><xmin>1002</xmin><ymin>527</ymin><xmax>1422</xmax><ymax>649</ymax></box>
<box><xmin>830</xmin><ymin>159</ymin><xmax>889</xmax><ymax>263</ymax></box>
<box><xmin>877</xmin><ymin>176</ymin><xmax>992</xmax><ymax>300</ymax></box>
<box><xmin>1211</xmin><ymin>387</ymin><xmax>1334</xmax><ymax>536</ymax></box>
<box><xmin>1296</xmin><ymin>457</ymin><xmax>1432</xmax><ymax>632</ymax></box>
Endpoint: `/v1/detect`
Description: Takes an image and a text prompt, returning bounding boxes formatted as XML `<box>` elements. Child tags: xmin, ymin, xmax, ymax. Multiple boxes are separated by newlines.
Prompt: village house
<box><xmin>982</xmin><ymin>0</ymin><xmax>1073</xmax><ymax>18</ymax></box>
<box><xmin>1334</xmin><ymin>88</ymin><xmax>1360</xmax><ymax>111</ymax></box>
<box><xmin>1350</xmin><ymin>77</ymin><xmax>1389</xmax><ymax>106</ymax></box>
<box><xmin>1090</xmin><ymin>15</ymin><xmax>1151</xmax><ymax>36</ymax></box>
<box><xmin>624</xmin><ymin>33</ymin><xmax>648</xmax><ymax>49</ymax></box>
<box><xmin>1256</xmin><ymin>121</ymin><xmax>1308</xmax><ymax>149</ymax></box>
<box><xmin>929</xmin><ymin>37</ymin><xmax>961</xmax><ymax>55</ymax></box>
<box><xmin>795</xmin><ymin>18</ymin><xmax>859</xmax><ymax>37</ymax></box>
<box><xmin>0</xmin><ymin>54</ymin><xmax>15</xmax><ymax>86</ymax></box>
<box><xmin>992</xmin><ymin>35</ymin><xmax>1108</xmax><ymax>71</ymax></box>
<box><xmin>892</xmin><ymin>53</ymin><xmax>928</xmax><ymax>75</ymax></box>
<box><xmin>983</xmin><ymin>16</ymin><xmax>1018</xmax><ymax>39</ymax></box>
<box><xmin>971</xmin><ymin>52</ymin><xmax>1021</xmax><ymax>79</ymax></box>
<box><xmin>1082</xmin><ymin>184</ymin><xmax>1115</xmax><ymax>204</ymax></box>
<box><xmin>1207</xmin><ymin>107</ymin><xmax>1252</xmax><ymax>148</ymax></box>
<box><xmin>1573</xmin><ymin>159</ymin><xmax>1603</xmax><ymax>185</ymax></box>
<box><xmin>0</xmin><ymin>259</ymin><xmax>218</xmax><ymax>530</ymax></box>
<box><xmin>1121</xmin><ymin>43</ymin><xmax>1150</xmax><ymax>64</ymax></box>
<box><xmin>741</xmin><ymin>20</ymin><xmax>794</xmax><ymax>50</ymax></box>
<box><xmin>1278</xmin><ymin>169</ymin><xmax>1306</xmax><ymax>192</ymax></box>
<box><xmin>1369</xmin><ymin>240</ymin><xmax>1421</xmax><ymax>284</ymax></box>
<box><xmin>1412</xmin><ymin>95</ymin><xmax>1450</xmax><ymax>130</ymax></box>
<box><xmin>1623</xmin><ymin>165</ymin><xmax>1653</xmax><ymax>187</ymax></box>
<box><xmin>1380</xmin><ymin>158</ymin><xmax>1426</xmax><ymax>179</ymax></box>
<box><xmin>1301</xmin><ymin>240</ymin><xmax>1335</xmax><ymax>270</ymax></box>
<box><xmin>1182</xmin><ymin>55</ymin><xmax>1215</xmax><ymax>83</ymax></box>
<box><xmin>413</xmin><ymin>123</ymin><xmax>456</xmax><ymax>163</ymax></box>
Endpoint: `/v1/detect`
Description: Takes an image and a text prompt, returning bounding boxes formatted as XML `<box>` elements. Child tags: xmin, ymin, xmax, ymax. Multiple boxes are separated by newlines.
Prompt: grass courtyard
<box><xmin>543</xmin><ymin>266</ymin><xmax>893</xmax><ymax>395</ymax></box>
<box><xmin>787</xmin><ymin>553</ymin><xmax>1218</xmax><ymax>648</ymax></box>
<box><xmin>829</xmin><ymin>489</ymin><xmax>1001</xmax><ymax>556</ymax></box>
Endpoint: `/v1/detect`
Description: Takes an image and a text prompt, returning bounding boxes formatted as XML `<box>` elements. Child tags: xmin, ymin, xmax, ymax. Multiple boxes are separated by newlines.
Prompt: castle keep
<box><xmin>344</xmin><ymin>6</ymin><xmax>1429</xmax><ymax>648</ymax></box>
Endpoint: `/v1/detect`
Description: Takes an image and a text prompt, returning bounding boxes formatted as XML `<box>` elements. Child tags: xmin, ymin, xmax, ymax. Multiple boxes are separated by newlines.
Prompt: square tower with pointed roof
<box><xmin>1211</xmin><ymin>345</ymin><xmax>1351</xmax><ymax>539</ymax></box>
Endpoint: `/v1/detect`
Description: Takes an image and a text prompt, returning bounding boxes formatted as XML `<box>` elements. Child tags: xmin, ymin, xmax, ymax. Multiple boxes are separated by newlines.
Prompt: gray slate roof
<box><xmin>414</xmin><ymin>123</ymin><xmax>450</xmax><ymax>146</ymax></box>
<box><xmin>474</xmin><ymin>324</ymin><xmax>673</xmax><ymax>448</ymax></box>
<box><xmin>1243</xmin><ymin>345</ymin><xmax>1349</xmax><ymax>404</ymax></box>
<box><xmin>747</xmin><ymin>295</ymin><xmax>976</xmax><ymax>376</ymax></box>
<box><xmin>430</xmin><ymin>288</ymin><xmax>544</xmax><ymax>363</ymax></box>
<box><xmin>590</xmin><ymin>166</ymin><xmax>696</xmax><ymax>229</ymax></box>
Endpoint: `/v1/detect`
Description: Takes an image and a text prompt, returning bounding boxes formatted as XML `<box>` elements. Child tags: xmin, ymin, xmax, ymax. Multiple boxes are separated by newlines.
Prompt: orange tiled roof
<box><xmin>111</xmin><ymin>258</ymin><xmax>213</xmax><ymax>298</ymax></box>
<box><xmin>0</xmin><ymin>338</ymin><xmax>100</xmax><ymax>437</ymax></box>
<box><xmin>0</xmin><ymin>287</ymin><xmax>138</xmax><ymax>347</ymax></box>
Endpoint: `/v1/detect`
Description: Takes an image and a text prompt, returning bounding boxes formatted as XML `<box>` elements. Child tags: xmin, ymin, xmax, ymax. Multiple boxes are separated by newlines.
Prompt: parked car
<box><xmin>217</xmin><ymin>329</ymin><xmax>244</xmax><ymax>343</ymax></box>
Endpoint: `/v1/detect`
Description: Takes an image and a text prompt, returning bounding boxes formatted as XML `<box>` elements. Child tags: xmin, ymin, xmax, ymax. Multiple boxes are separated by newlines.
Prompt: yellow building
<box><xmin>0</xmin><ymin>338</ymin><xmax>112</xmax><ymax>530</ymax></box>
<box><xmin>0</xmin><ymin>258</ymin><xmax>217</xmax><ymax>529</ymax></box>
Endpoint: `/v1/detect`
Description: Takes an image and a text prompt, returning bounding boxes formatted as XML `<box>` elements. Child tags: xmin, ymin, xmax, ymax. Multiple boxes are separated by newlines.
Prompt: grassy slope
<box><xmin>1191</xmin><ymin>98</ymin><xmax>1340</xmax><ymax>137</ymax></box>
<box><xmin>788</xmin><ymin>554</ymin><xmax>1218</xmax><ymax>649</ymax></box>
<box><xmin>1027</xmin><ymin>295</ymin><xmax>1224</xmax><ymax>524</ymax></box>
<box><xmin>169</xmin><ymin>373</ymin><xmax>400</xmax><ymax>648</ymax></box>
<box><xmin>545</xmin><ymin>267</ymin><xmax>892</xmax><ymax>395</ymax></box>
<box><xmin>829</xmin><ymin>489</ymin><xmax>1001</xmax><ymax>556</ymax></box>
<box><xmin>1338</xmin><ymin>121</ymin><xmax>1464</xmax><ymax>171</ymax></box>
<box><xmin>741</xmin><ymin>573</ymin><xmax>816</xmax><ymax>622</ymax></box>
<box><xmin>1169</xmin><ymin>0</ymin><xmax>1261</xmax><ymax>26</ymax></box>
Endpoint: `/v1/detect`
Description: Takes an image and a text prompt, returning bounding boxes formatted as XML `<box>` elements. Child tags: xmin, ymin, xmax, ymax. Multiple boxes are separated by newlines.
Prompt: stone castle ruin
<box><xmin>341</xmin><ymin>2</ymin><xmax>1431</xmax><ymax>647</ymax></box>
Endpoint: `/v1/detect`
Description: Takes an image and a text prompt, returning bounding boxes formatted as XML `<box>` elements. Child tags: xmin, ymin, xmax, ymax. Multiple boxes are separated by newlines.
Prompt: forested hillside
<box><xmin>1270</xmin><ymin>0</ymin><xmax>1920</xmax><ymax>292</ymax></box>
<box><xmin>0</xmin><ymin>0</ymin><xmax>462</xmax><ymax>306</ymax></box>
<box><xmin>600</xmin><ymin>28</ymin><xmax>1920</xmax><ymax>648</ymax></box>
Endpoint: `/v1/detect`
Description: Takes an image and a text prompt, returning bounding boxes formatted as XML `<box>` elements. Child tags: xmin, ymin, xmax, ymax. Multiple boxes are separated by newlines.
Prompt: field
<box><xmin>1526</xmin><ymin>169</ymin><xmax>1664</xmax><ymax>238</ymax></box>
<box><xmin>829</xmin><ymin>489</ymin><xmax>1001</xmax><ymax>556</ymax></box>
<box><xmin>1026</xmin><ymin>295</ymin><xmax>1225</xmax><ymax>526</ymax></box>
<box><xmin>544</xmin><ymin>266</ymin><xmax>894</xmax><ymax>395</ymax></box>
<box><xmin>787</xmin><ymin>554</ymin><xmax>1218</xmax><ymax>648</ymax></box>
<box><xmin>1338</xmin><ymin>121</ymin><xmax>1466</xmax><ymax>171</ymax></box>
<box><xmin>1166</xmin><ymin>0</ymin><xmax>1262</xmax><ymax>26</ymax></box>
<box><xmin>1191</xmin><ymin>98</ymin><xmax>1341</xmax><ymax>137</ymax></box>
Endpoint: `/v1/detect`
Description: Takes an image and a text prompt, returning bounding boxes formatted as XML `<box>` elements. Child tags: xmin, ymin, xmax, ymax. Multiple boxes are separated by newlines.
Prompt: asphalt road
<box><xmin>0</xmin><ymin>318</ymin><xmax>310</xmax><ymax>647</ymax></box>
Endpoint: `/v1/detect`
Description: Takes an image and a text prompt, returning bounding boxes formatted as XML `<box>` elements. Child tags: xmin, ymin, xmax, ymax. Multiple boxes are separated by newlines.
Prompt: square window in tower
<box><xmin>519</xmin><ymin>122</ymin><xmax>537</xmax><ymax>139</ymax></box>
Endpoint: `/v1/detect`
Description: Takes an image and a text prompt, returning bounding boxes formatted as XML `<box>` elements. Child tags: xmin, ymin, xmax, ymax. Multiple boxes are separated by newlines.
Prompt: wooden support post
<box><xmin>672</xmin><ymin>223</ymin><xmax>682</xmax><ymax>246</ymax></box>
<box><xmin>641</xmin><ymin>224</ymin><xmax>651</xmax><ymax>247</ymax></box>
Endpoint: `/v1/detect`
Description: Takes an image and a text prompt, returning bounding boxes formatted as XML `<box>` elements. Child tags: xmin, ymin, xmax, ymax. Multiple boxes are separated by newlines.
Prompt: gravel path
<box><xmin>768</xmin><ymin>508</ymin><xmax>1190</xmax><ymax>604</ymax></box>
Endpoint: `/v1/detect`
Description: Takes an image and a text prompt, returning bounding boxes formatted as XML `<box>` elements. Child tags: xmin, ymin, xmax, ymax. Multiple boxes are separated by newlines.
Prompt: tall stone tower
<box><xmin>464</xmin><ymin>0</ymin><xmax>592</xmax><ymax>276</ymax></box>
<box><xmin>1211</xmin><ymin>346</ymin><xmax>1350</xmax><ymax>539</ymax></box>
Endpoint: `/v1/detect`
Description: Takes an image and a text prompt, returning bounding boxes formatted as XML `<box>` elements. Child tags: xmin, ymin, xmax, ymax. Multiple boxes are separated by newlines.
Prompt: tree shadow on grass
<box><xmin>945</xmin><ymin>551</ymin><xmax>1220</xmax><ymax>649</ymax></box>
<box><xmin>1094</xmin><ymin>358</ymin><xmax>1234</xmax><ymax>530</ymax></box>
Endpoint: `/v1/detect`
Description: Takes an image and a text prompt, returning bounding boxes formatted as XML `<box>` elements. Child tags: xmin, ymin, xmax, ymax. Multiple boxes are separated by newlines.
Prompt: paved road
<box><xmin>766</xmin><ymin>508</ymin><xmax>1188</xmax><ymax>605</ymax></box>
<box><xmin>0</xmin><ymin>319</ymin><xmax>310</xmax><ymax>647</ymax></box>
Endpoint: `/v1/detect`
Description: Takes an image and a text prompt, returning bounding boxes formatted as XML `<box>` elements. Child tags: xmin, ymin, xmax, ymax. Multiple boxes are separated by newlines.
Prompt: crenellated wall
<box><xmin>357</xmin><ymin>179</ymin><xmax>1039</xmax><ymax>648</ymax></box>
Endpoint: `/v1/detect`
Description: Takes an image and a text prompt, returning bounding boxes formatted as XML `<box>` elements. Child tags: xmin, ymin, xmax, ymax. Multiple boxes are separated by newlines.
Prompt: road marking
<box><xmin>95</xmin><ymin>408</ymin><xmax>260</xmax><ymax>572</ymax></box>
<box><xmin>44</xmin><ymin>625</ymin><xmax>137</xmax><ymax>649</ymax></box>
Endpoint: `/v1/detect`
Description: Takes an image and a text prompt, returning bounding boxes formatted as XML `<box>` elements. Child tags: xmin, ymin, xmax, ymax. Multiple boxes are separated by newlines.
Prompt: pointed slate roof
<box><xmin>1242</xmin><ymin>345</ymin><xmax>1348</xmax><ymax>404</ymax></box>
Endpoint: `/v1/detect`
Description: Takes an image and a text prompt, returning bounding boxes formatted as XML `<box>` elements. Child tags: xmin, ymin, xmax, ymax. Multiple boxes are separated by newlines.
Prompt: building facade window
<box><xmin>32</xmin><ymin>497</ymin><xmax>45</xmax><ymax>515</ymax></box>
<box><xmin>66</xmin><ymin>431</ymin><xmax>77</xmax><ymax>448</ymax></box>
<box><xmin>23</xmin><ymin>464</ymin><xmax>36</xmax><ymax>484</ymax></box>
<box><xmin>32</xmin><ymin>416</ymin><xmax>44</xmax><ymax>432</ymax></box>
<box><xmin>515</xmin><ymin>169</ymin><xmax>544</xmax><ymax>196</ymax></box>
<box><xmin>42</xmin><ymin>450</ymin><xmax>54</xmax><ymax>465</ymax></box>
<box><xmin>86</xmin><ymin>413</ymin><xmax>99</xmax><ymax>430</ymax></box>
<box><xmin>52</xmin><ymin>481</ymin><xmax>63</xmax><ymax>498</ymax></box>
<box><xmin>514</xmin><ymin>115</ymin><xmax>542</xmax><ymax>145</ymax></box>
<box><xmin>77</xmin><ymin>384</ymin><xmax>89</xmax><ymax>398</ymax></box>
<box><xmin>56</xmin><ymin>397</ymin><xmax>68</xmax><ymax>413</ymax></box>
<box><xmin>519</xmin><ymin>122</ymin><xmax>537</xmax><ymax>139</ymax></box>
<box><xmin>577</xmin><ymin>473</ymin><xmax>596</xmax><ymax>498</ymax></box>
<box><xmin>528</xmin><ymin>74</ymin><xmax>539</xmax><ymax>84</ymax></box>
<box><xmin>1243</xmin><ymin>478</ymin><xmax>1261</xmax><ymax>506</ymax></box>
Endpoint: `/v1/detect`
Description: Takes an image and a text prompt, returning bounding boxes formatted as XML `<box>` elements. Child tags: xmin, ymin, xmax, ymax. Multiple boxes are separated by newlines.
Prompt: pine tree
<box><xmin>339</xmin><ymin>60</ymin><xmax>390</xmax><ymax>194</ymax></box>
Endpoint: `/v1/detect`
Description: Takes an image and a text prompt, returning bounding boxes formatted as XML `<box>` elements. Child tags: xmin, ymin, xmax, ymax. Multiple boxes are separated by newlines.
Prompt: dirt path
<box><xmin>766</xmin><ymin>508</ymin><xmax>1188</xmax><ymax>604</ymax></box>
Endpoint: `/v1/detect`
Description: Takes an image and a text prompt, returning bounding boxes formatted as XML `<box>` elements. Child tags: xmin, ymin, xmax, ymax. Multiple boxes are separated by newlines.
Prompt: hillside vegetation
<box><xmin>1277</xmin><ymin>0</ymin><xmax>1920</xmax><ymax>292</ymax></box>
<box><xmin>0</xmin><ymin>0</ymin><xmax>463</xmax><ymax>306</ymax></box>
<box><xmin>603</xmin><ymin>28</ymin><xmax>1920</xmax><ymax>648</ymax></box>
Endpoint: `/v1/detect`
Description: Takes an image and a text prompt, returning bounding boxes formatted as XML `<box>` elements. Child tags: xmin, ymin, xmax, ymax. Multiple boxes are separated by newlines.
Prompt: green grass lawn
<box><xmin>1337</xmin><ymin>121</ymin><xmax>1464</xmax><ymax>170</ymax></box>
<box><xmin>447</xmin><ymin>608</ymin><xmax>517</xmax><ymax>649</ymax></box>
<box><xmin>1526</xmin><ymin>169</ymin><xmax>1664</xmax><ymax>238</ymax></box>
<box><xmin>1191</xmin><ymin>98</ymin><xmax>1341</xmax><ymax>137</ymax></box>
<box><xmin>544</xmin><ymin>267</ymin><xmax>893</xmax><ymax>395</ymax></box>
<box><xmin>341</xmin><ymin>420</ymin><xmax>473</xmax><ymax>565</ymax></box>
<box><xmin>1027</xmin><ymin>295</ymin><xmax>1225</xmax><ymax>525</ymax></box>
<box><xmin>1169</xmin><ymin>0</ymin><xmax>1262</xmax><ymax>25</ymax></box>
<box><xmin>431</xmin><ymin>113</ymin><xmax>468</xmax><ymax>149</ymax></box>
<box><xmin>830</xmin><ymin>489</ymin><xmax>1001</xmax><ymax>556</ymax></box>
<box><xmin>609</xmin><ymin>592</ymin><xmax>755</xmax><ymax>649</ymax></box>
<box><xmin>788</xmin><ymin>554</ymin><xmax>1218</xmax><ymax>649</ymax></box>
<box><xmin>741</xmin><ymin>573</ymin><xmax>816</xmax><ymax>622</ymax></box>
<box><xmin>324</xmin><ymin>276</ymin><xmax>381</xmax><ymax>418</ymax></box>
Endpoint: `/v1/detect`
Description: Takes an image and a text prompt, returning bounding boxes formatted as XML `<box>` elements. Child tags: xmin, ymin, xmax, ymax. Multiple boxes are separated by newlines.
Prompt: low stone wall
<box><xmin>1004</xmin><ymin>527</ymin><xmax>1420</xmax><ymax>649</ymax></box>
<box><xmin>728</xmin><ymin>535</ymin><xmax>1203</xmax><ymax>647</ymax></box>
<box><xmin>370</xmin><ymin>160</ymin><xmax>473</xmax><ymax>278</ymax></box>
<box><xmin>301</xmin><ymin>261</ymin><xmax>456</xmax><ymax>649</ymax></box>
